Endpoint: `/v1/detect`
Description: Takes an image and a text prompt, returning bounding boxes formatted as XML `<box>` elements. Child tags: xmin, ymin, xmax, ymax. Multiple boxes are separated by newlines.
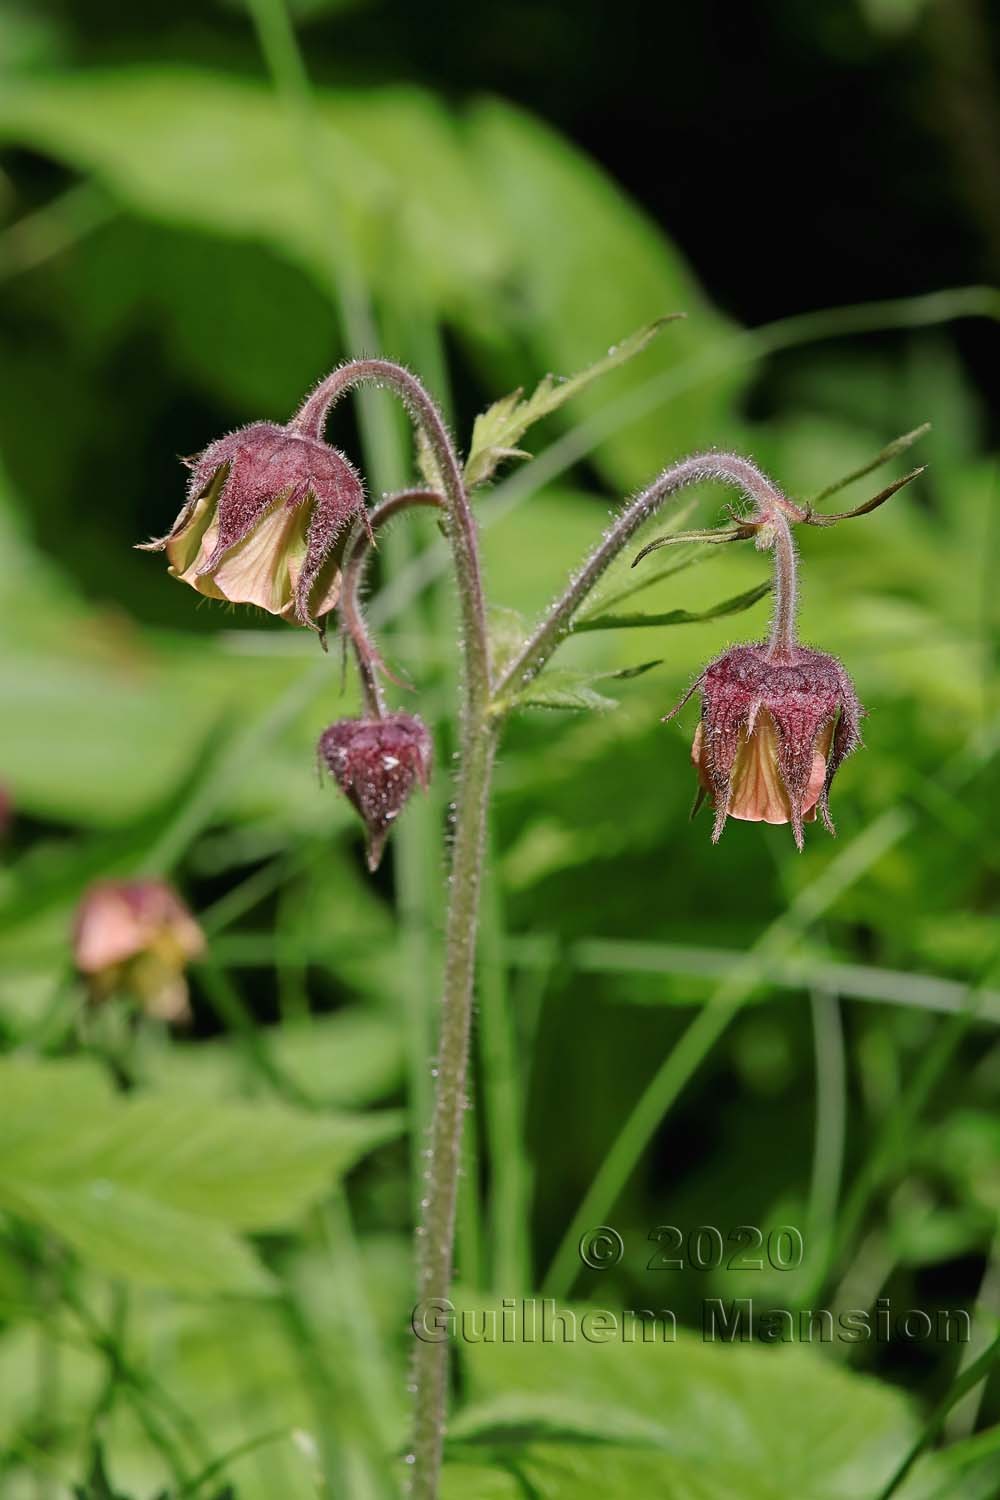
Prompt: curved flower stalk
<box><xmin>338</xmin><ymin>487</ymin><xmax>445</xmax><ymax>720</ymax></box>
<box><xmin>142</xmin><ymin>337</ymin><xmax>921</xmax><ymax>1498</ymax></box>
<box><xmin>316</xmin><ymin>488</ymin><xmax>445</xmax><ymax>871</ymax></box>
<box><xmin>289</xmin><ymin>361</ymin><xmax>494</xmax><ymax>1499</ymax></box>
<box><xmin>497</xmin><ymin>447</ymin><xmax>918</xmax><ymax>849</ymax></box>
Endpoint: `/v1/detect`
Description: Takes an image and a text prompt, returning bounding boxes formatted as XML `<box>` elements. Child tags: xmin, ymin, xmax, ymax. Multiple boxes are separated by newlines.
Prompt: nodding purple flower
<box><xmin>139</xmin><ymin>421</ymin><xmax>366</xmax><ymax>637</ymax></box>
<box><xmin>319</xmin><ymin>713</ymin><xmax>433</xmax><ymax>872</ymax></box>
<box><xmin>73</xmin><ymin>879</ymin><xmax>205</xmax><ymax>1023</ymax></box>
<box><xmin>667</xmin><ymin>642</ymin><xmax>864</xmax><ymax>850</ymax></box>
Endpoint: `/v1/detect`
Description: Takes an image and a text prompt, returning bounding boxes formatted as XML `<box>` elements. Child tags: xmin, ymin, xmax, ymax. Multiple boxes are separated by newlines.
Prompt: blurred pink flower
<box><xmin>73</xmin><ymin>879</ymin><xmax>205</xmax><ymax>1023</ymax></box>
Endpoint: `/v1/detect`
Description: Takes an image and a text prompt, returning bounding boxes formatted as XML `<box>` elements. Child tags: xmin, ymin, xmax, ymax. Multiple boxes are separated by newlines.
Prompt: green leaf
<box><xmin>464</xmin><ymin>319</ymin><xmax>678</xmax><ymax>488</ymax></box>
<box><xmin>0</xmin><ymin>69</ymin><xmax>505</xmax><ymax>317</ymax></box>
<box><xmin>140</xmin><ymin>1011</ymin><xmax>405</xmax><ymax>1111</ymax></box>
<box><xmin>6</xmin><ymin>1178</ymin><xmax>272</xmax><ymax>1296</ymax></box>
<box><xmin>518</xmin><ymin>674</ymin><xmax>619</xmax><ymax>713</ymax></box>
<box><xmin>440</xmin><ymin>1466</ymin><xmax>520</xmax><ymax>1500</ymax></box>
<box><xmin>505</xmin><ymin>660</ymin><xmax>661</xmax><ymax>713</ymax></box>
<box><xmin>448</xmin><ymin>1391</ymin><xmax>684</xmax><ymax>1452</ymax></box>
<box><xmin>448</xmin><ymin>1297</ymin><xmax>945</xmax><ymax>1499</ymax></box>
<box><xmin>73</xmin><ymin>1446</ymin><xmax>125</xmax><ymax>1500</ymax></box>
<box><xmin>574</xmin><ymin>579</ymin><xmax>771</xmax><ymax>631</ymax></box>
<box><xmin>72</xmin><ymin>1444</ymin><xmax>238</xmax><ymax>1500</ymax></box>
<box><xmin>0</xmin><ymin>1057</ymin><xmax>402</xmax><ymax>1292</ymax></box>
<box><xmin>468</xmin><ymin>100</ymin><xmax>745</xmax><ymax>487</ymax></box>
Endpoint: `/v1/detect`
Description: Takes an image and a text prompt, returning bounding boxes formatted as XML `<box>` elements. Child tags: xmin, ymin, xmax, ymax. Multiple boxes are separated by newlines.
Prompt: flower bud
<box><xmin>139</xmin><ymin>421</ymin><xmax>366</xmax><ymax>636</ymax></box>
<box><xmin>318</xmin><ymin>713</ymin><xmax>432</xmax><ymax>872</ymax></box>
<box><xmin>73</xmin><ymin>880</ymin><xmax>205</xmax><ymax>1023</ymax></box>
<box><xmin>669</xmin><ymin>643</ymin><xmax>863</xmax><ymax>849</ymax></box>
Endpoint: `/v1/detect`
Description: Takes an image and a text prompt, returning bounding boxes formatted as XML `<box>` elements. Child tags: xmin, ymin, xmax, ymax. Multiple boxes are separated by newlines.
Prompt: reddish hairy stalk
<box><xmin>495</xmin><ymin>451</ymin><xmax>803</xmax><ymax>702</ymax></box>
<box><xmin>293</xmin><ymin>362</ymin><xmax>492</xmax><ymax>1499</ymax></box>
<box><xmin>291</xmin><ymin>360</ymin><xmax>490</xmax><ymax>720</ymax></box>
<box><xmin>340</xmin><ymin>488</ymin><xmax>445</xmax><ymax>719</ymax></box>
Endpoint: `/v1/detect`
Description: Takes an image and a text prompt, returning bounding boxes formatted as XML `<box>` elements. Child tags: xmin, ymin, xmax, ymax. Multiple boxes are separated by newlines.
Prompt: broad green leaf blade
<box><xmin>0</xmin><ymin>69</ymin><xmax>506</xmax><ymax>317</ymax></box>
<box><xmin>0</xmin><ymin>1057</ymin><xmax>402</xmax><ymax>1290</ymax></box>
<box><xmin>574</xmin><ymin>580</ymin><xmax>771</xmax><ymax>631</ymax></box>
<box><xmin>1</xmin><ymin>1063</ymin><xmax>403</xmax><ymax>1229</ymax></box>
<box><xmin>464</xmin><ymin>318</ymin><xmax>679</xmax><ymax>488</ymax></box>
<box><xmin>4</xmin><ymin>1178</ymin><xmax>273</xmax><ymax>1295</ymax></box>
<box><xmin>453</xmin><ymin>1298</ymin><xmax>945</xmax><ymax>1499</ymax></box>
<box><xmin>448</xmin><ymin>1392</ymin><xmax>683</xmax><ymax>1452</ymax></box>
<box><xmin>142</xmin><ymin>1011</ymin><xmax>405</xmax><ymax>1110</ymax></box>
<box><xmin>444</xmin><ymin>1441</ymin><xmax>940</xmax><ymax>1500</ymax></box>
<box><xmin>468</xmin><ymin>100</ymin><xmax>745</xmax><ymax>488</ymax></box>
<box><xmin>440</xmin><ymin>1466</ymin><xmax>520</xmax><ymax>1500</ymax></box>
<box><xmin>50</xmin><ymin>1098</ymin><xmax>404</xmax><ymax>1230</ymax></box>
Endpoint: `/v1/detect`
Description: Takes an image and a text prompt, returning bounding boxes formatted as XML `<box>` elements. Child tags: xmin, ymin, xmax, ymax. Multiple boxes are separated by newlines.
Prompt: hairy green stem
<box><xmin>293</xmin><ymin>361</ymin><xmax>491</xmax><ymax>1497</ymax></box>
<box><xmin>410</xmin><ymin>724</ymin><xmax>497</xmax><ymax>1495</ymax></box>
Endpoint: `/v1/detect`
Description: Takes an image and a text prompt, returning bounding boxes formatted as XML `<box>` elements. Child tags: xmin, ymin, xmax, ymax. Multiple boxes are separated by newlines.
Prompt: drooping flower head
<box><xmin>139</xmin><ymin>421</ymin><xmax>367</xmax><ymax>637</ymax></box>
<box><xmin>668</xmin><ymin>642</ymin><xmax>864</xmax><ymax>850</ymax></box>
<box><xmin>73</xmin><ymin>879</ymin><xmax>205</xmax><ymax>1022</ymax></box>
<box><xmin>318</xmin><ymin>713</ymin><xmax>432</xmax><ymax>872</ymax></box>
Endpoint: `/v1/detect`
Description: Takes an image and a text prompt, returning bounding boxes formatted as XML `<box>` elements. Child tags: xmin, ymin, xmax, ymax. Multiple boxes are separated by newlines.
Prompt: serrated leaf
<box><xmin>6</xmin><ymin>1178</ymin><xmax>273</xmax><ymax>1296</ymax></box>
<box><xmin>0</xmin><ymin>1057</ymin><xmax>402</xmax><ymax>1292</ymax></box>
<box><xmin>451</xmin><ymin>1297</ymin><xmax>946</xmax><ymax>1500</ymax></box>
<box><xmin>574</xmin><ymin>580</ymin><xmax>771</xmax><ymax>631</ymax></box>
<box><xmin>142</xmin><ymin>1011</ymin><xmax>404</xmax><ymax>1110</ymax></box>
<box><xmin>504</xmin><ymin>660</ymin><xmax>660</xmax><ymax>713</ymax></box>
<box><xmin>464</xmin><ymin>318</ymin><xmax>679</xmax><ymax>488</ymax></box>
<box><xmin>519</xmin><ymin>676</ymin><xmax>619</xmax><ymax>712</ymax></box>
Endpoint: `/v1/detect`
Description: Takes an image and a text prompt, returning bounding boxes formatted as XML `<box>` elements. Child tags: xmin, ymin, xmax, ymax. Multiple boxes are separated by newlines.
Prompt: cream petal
<box><xmin>197</xmin><ymin>498</ymin><xmax>310</xmax><ymax>614</ymax></box>
<box><xmin>727</xmin><ymin>710</ymin><xmax>828</xmax><ymax>826</ymax></box>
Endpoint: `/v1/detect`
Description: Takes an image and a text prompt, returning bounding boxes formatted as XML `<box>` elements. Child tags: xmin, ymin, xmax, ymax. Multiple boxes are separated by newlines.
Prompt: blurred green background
<box><xmin>1</xmin><ymin>0</ymin><xmax>999</xmax><ymax>1496</ymax></box>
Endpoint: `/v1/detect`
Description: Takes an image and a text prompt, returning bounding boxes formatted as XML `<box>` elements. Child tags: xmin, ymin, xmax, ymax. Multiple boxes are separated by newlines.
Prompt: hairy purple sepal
<box><xmin>667</xmin><ymin>643</ymin><xmax>864</xmax><ymax>850</ymax></box>
<box><xmin>318</xmin><ymin>713</ymin><xmax>433</xmax><ymax>871</ymax></box>
<box><xmin>139</xmin><ymin>421</ymin><xmax>366</xmax><ymax>638</ymax></box>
